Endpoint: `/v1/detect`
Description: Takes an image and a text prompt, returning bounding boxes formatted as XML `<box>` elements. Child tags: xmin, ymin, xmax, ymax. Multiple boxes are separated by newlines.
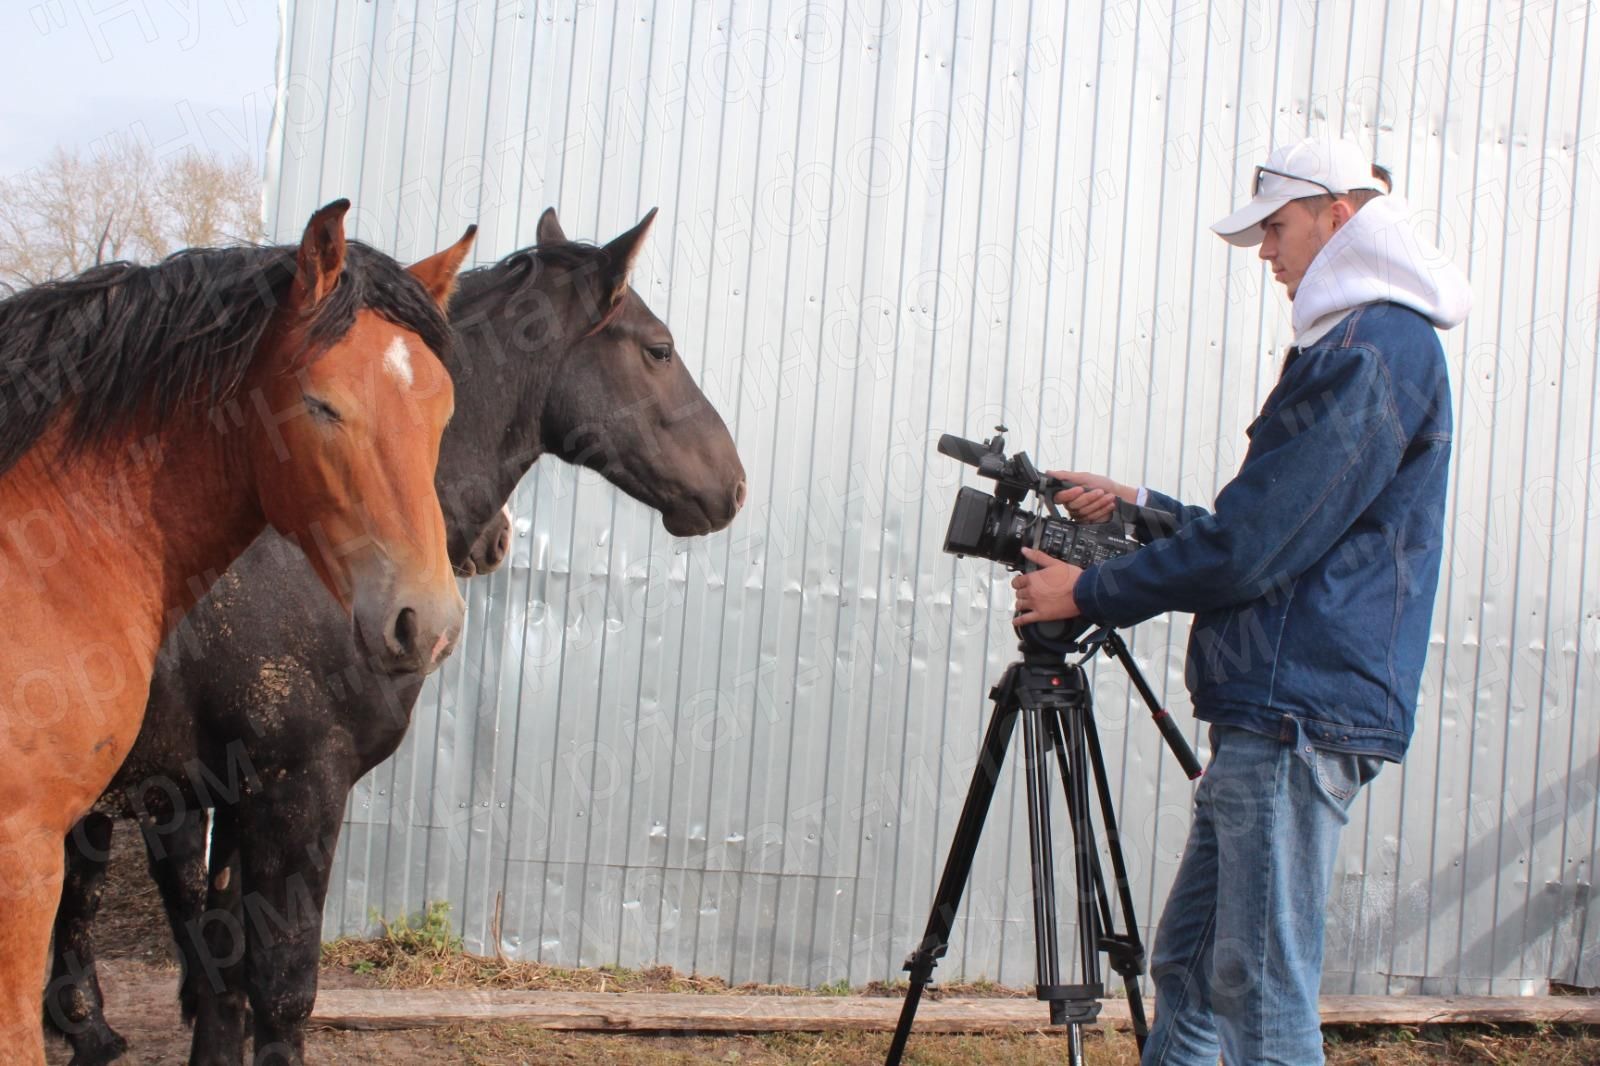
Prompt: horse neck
<box><xmin>0</xmin><ymin>415</ymin><xmax>263</xmax><ymax>636</ymax></box>
<box><xmin>150</xmin><ymin>418</ymin><xmax>266</xmax><ymax>609</ymax></box>
<box><xmin>440</xmin><ymin>276</ymin><xmax>573</xmax><ymax>532</ymax></box>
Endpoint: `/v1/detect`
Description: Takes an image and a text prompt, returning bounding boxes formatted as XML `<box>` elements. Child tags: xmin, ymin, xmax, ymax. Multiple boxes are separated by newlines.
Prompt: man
<box><xmin>1010</xmin><ymin>136</ymin><xmax>1471</xmax><ymax>1064</ymax></box>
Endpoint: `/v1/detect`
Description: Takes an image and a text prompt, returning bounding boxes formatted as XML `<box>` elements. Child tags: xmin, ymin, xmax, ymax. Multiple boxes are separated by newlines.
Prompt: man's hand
<box><xmin>1050</xmin><ymin>470</ymin><xmax>1136</xmax><ymax>524</ymax></box>
<box><xmin>1011</xmin><ymin>547</ymin><xmax>1084</xmax><ymax>625</ymax></box>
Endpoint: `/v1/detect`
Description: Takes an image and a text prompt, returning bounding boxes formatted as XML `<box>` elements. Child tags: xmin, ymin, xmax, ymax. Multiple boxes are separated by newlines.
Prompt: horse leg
<box><xmin>236</xmin><ymin>780</ymin><xmax>343</xmax><ymax>1066</ymax></box>
<box><xmin>44</xmin><ymin>813</ymin><xmax>129</xmax><ymax>1066</ymax></box>
<box><xmin>185</xmin><ymin>807</ymin><xmax>249</xmax><ymax>1066</ymax></box>
<box><xmin>0</xmin><ymin>827</ymin><xmax>74</xmax><ymax>1066</ymax></box>
<box><xmin>141</xmin><ymin>809</ymin><xmax>211</xmax><ymax>1026</ymax></box>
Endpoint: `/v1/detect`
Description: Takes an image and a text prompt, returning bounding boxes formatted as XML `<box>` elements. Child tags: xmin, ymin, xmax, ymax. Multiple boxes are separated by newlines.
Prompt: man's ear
<box><xmin>1328</xmin><ymin>197</ymin><xmax>1356</xmax><ymax>233</ymax></box>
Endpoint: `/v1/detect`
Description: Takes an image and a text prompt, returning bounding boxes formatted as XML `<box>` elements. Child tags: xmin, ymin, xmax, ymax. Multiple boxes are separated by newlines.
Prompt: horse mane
<box><xmin>0</xmin><ymin>241</ymin><xmax>453</xmax><ymax>476</ymax></box>
<box><xmin>453</xmin><ymin>239</ymin><xmax>628</xmax><ymax>336</ymax></box>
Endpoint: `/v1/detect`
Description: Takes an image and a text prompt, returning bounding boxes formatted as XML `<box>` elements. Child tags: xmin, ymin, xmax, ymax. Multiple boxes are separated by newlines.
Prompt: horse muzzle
<box><xmin>662</xmin><ymin>473</ymin><xmax>747</xmax><ymax>537</ymax></box>
<box><xmin>353</xmin><ymin>574</ymin><xmax>465</xmax><ymax>676</ymax></box>
<box><xmin>457</xmin><ymin>505</ymin><xmax>514</xmax><ymax>577</ymax></box>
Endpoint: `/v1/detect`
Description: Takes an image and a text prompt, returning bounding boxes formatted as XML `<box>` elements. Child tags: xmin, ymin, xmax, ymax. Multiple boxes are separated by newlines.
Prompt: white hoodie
<box><xmin>1291</xmin><ymin>195</ymin><xmax>1472</xmax><ymax>348</ymax></box>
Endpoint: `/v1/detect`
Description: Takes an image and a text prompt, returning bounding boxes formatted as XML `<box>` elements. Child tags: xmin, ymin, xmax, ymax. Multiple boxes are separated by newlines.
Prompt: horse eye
<box><xmin>304</xmin><ymin>395</ymin><xmax>343</xmax><ymax>423</ymax></box>
<box><xmin>646</xmin><ymin>344</ymin><xmax>673</xmax><ymax>363</ymax></box>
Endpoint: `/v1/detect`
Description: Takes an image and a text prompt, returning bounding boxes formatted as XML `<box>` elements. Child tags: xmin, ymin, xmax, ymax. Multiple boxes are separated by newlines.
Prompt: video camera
<box><xmin>938</xmin><ymin>428</ymin><xmax>1177</xmax><ymax>647</ymax></box>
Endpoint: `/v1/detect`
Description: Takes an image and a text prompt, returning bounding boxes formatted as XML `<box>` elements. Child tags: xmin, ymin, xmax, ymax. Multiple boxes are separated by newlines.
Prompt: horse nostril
<box><xmin>495</xmin><ymin>524</ymin><xmax>511</xmax><ymax>561</ymax></box>
<box><xmin>391</xmin><ymin>606</ymin><xmax>419</xmax><ymax>657</ymax></box>
<box><xmin>733</xmin><ymin>478</ymin><xmax>748</xmax><ymax>511</ymax></box>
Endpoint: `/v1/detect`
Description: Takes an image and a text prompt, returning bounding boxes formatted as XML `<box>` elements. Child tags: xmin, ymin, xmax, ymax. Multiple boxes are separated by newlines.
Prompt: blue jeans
<box><xmin>1141</xmin><ymin>724</ymin><xmax>1383</xmax><ymax>1066</ymax></box>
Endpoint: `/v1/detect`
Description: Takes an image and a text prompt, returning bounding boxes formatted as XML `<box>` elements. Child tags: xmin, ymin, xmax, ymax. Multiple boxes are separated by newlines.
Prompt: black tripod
<box><xmin>884</xmin><ymin>628</ymin><xmax>1203</xmax><ymax>1066</ymax></box>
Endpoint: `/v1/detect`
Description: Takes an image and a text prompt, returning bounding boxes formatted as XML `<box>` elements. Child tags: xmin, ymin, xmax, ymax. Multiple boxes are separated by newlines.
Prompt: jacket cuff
<box><xmin>1074</xmin><ymin>565</ymin><xmax>1107</xmax><ymax>622</ymax></box>
<box><xmin>1142</xmin><ymin>488</ymin><xmax>1186</xmax><ymax>516</ymax></box>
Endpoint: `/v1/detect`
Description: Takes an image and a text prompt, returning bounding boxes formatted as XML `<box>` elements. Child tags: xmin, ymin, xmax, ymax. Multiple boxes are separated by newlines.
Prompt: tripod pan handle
<box><xmin>1150</xmin><ymin>704</ymin><xmax>1204</xmax><ymax>780</ymax></box>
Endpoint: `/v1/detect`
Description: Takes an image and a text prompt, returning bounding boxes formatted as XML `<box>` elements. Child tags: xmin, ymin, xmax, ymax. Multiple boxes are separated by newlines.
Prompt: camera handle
<box><xmin>884</xmin><ymin>633</ymin><xmax>1202</xmax><ymax>1066</ymax></box>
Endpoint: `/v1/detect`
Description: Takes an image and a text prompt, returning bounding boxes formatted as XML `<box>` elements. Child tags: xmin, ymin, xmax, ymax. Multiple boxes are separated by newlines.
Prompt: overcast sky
<box><xmin>1</xmin><ymin>1</ymin><xmax>279</xmax><ymax>175</ymax></box>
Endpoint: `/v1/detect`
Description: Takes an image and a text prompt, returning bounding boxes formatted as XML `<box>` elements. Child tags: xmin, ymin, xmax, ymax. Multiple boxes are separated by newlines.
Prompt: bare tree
<box><xmin>0</xmin><ymin>138</ymin><xmax>264</xmax><ymax>291</ymax></box>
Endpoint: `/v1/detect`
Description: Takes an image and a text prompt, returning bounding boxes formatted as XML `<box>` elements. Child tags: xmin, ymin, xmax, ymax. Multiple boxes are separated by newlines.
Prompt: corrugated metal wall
<box><xmin>267</xmin><ymin>0</ymin><xmax>1600</xmax><ymax>995</ymax></box>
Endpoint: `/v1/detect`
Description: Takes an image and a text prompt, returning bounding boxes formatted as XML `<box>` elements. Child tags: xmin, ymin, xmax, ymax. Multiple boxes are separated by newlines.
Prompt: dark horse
<box><xmin>0</xmin><ymin>201</ymin><xmax>475</xmax><ymax>1064</ymax></box>
<box><xmin>45</xmin><ymin>209</ymin><xmax>746</xmax><ymax>1066</ymax></box>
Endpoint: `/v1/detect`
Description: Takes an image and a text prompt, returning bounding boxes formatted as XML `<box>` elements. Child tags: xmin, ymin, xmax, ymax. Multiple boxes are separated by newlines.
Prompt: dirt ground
<box><xmin>43</xmin><ymin>828</ymin><xmax>1600</xmax><ymax>1065</ymax></box>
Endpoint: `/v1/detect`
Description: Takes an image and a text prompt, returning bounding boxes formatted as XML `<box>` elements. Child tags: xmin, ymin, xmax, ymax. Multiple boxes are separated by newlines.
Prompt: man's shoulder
<box><xmin>1301</xmin><ymin>304</ymin><xmax>1449</xmax><ymax>388</ymax></box>
<box><xmin>1328</xmin><ymin>302</ymin><xmax>1445</xmax><ymax>350</ymax></box>
<box><xmin>1302</xmin><ymin>305</ymin><xmax>1453</xmax><ymax>431</ymax></box>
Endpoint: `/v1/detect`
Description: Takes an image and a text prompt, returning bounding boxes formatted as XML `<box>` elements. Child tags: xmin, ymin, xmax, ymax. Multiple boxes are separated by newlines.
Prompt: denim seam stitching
<box><xmin>1314</xmin><ymin>749</ymin><xmax>1357</xmax><ymax>803</ymax></box>
<box><xmin>1246</xmin><ymin>747</ymin><xmax>1290</xmax><ymax>1064</ymax></box>
<box><xmin>1387</xmin><ymin>524</ymin><xmax>1406</xmax><ymax>732</ymax></box>
<box><xmin>1151</xmin><ymin>899</ymin><xmax>1219</xmax><ymax>1064</ymax></box>
<box><xmin>1263</xmin><ymin>577</ymin><xmax>1299</xmax><ymax>708</ymax></box>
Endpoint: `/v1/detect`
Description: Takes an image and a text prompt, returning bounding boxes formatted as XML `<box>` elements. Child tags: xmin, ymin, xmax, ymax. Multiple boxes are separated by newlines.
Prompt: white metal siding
<box><xmin>269</xmin><ymin>0</ymin><xmax>1600</xmax><ymax>994</ymax></box>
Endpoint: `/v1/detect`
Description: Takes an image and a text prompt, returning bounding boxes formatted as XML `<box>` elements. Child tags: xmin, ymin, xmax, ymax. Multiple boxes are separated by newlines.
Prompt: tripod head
<box><xmin>1017</xmin><ymin>611</ymin><xmax>1098</xmax><ymax>657</ymax></box>
<box><xmin>1002</xmin><ymin>626</ymin><xmax>1204</xmax><ymax>782</ymax></box>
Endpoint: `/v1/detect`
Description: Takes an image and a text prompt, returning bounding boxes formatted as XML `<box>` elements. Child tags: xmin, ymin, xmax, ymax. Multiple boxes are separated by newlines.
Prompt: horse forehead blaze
<box><xmin>383</xmin><ymin>335</ymin><xmax>414</xmax><ymax>387</ymax></box>
<box><xmin>308</xmin><ymin>311</ymin><xmax>455</xmax><ymax>424</ymax></box>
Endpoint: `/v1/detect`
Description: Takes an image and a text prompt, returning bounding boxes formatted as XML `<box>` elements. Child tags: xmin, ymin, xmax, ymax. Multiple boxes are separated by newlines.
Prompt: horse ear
<box><xmin>291</xmin><ymin>199</ymin><xmax>350</xmax><ymax>310</ymax></box>
<box><xmin>598</xmin><ymin>208</ymin><xmax>658</xmax><ymax>305</ymax></box>
<box><xmin>536</xmin><ymin>207</ymin><xmax>567</xmax><ymax>245</ymax></box>
<box><xmin>408</xmin><ymin>225</ymin><xmax>479</xmax><ymax>309</ymax></box>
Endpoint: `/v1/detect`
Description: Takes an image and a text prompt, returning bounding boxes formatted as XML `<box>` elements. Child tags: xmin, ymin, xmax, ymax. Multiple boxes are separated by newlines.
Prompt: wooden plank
<box><xmin>308</xmin><ymin>990</ymin><xmax>1600</xmax><ymax>1034</ymax></box>
<box><xmin>1318</xmin><ymin>995</ymin><xmax>1600</xmax><ymax>1026</ymax></box>
<box><xmin>310</xmin><ymin>990</ymin><xmax>1079</xmax><ymax>1033</ymax></box>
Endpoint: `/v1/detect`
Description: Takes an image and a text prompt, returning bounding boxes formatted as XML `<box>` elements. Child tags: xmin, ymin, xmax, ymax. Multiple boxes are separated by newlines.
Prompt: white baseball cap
<box><xmin>1212</xmin><ymin>136</ymin><xmax>1390</xmax><ymax>247</ymax></box>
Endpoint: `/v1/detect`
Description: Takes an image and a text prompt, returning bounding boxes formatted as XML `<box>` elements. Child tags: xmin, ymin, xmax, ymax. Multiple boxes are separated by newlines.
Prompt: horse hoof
<box><xmin>68</xmin><ymin>1029</ymin><xmax>130</xmax><ymax>1066</ymax></box>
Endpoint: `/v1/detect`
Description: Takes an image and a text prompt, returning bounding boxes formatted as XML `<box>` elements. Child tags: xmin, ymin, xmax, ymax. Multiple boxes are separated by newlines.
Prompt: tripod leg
<box><xmin>1030</xmin><ymin>702</ymin><xmax>1100</xmax><ymax>1066</ymax></box>
<box><xmin>1024</xmin><ymin>705</ymin><xmax>1100</xmax><ymax>1066</ymax></box>
<box><xmin>1060</xmin><ymin>705</ymin><xmax>1103</xmax><ymax>993</ymax></box>
<box><xmin>1047</xmin><ymin>702</ymin><xmax>1154</xmax><ymax>1050</ymax></box>
<box><xmin>1043</xmin><ymin>708</ymin><xmax>1111</xmax><ymax>984</ymax></box>
<box><xmin>884</xmin><ymin>687</ymin><xmax>1022</xmax><ymax>1066</ymax></box>
<box><xmin>1022</xmin><ymin>705</ymin><xmax>1066</xmax><ymax>1019</ymax></box>
<box><xmin>1082</xmin><ymin>710</ymin><xmax>1152</xmax><ymax>1047</ymax></box>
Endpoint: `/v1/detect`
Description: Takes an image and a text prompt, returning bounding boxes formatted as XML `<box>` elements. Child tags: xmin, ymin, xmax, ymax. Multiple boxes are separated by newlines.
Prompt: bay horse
<box><xmin>45</xmin><ymin>208</ymin><xmax>746</xmax><ymax>1065</ymax></box>
<box><xmin>0</xmin><ymin>200</ymin><xmax>475</xmax><ymax>1064</ymax></box>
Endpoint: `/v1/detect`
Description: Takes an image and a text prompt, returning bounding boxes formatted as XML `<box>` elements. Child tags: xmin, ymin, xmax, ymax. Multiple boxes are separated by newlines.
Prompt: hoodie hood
<box><xmin>1292</xmin><ymin>195</ymin><xmax>1472</xmax><ymax>346</ymax></box>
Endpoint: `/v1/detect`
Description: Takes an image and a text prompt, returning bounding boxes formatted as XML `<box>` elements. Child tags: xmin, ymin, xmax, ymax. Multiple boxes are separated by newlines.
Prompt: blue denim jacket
<box><xmin>1074</xmin><ymin>303</ymin><xmax>1452</xmax><ymax>762</ymax></box>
